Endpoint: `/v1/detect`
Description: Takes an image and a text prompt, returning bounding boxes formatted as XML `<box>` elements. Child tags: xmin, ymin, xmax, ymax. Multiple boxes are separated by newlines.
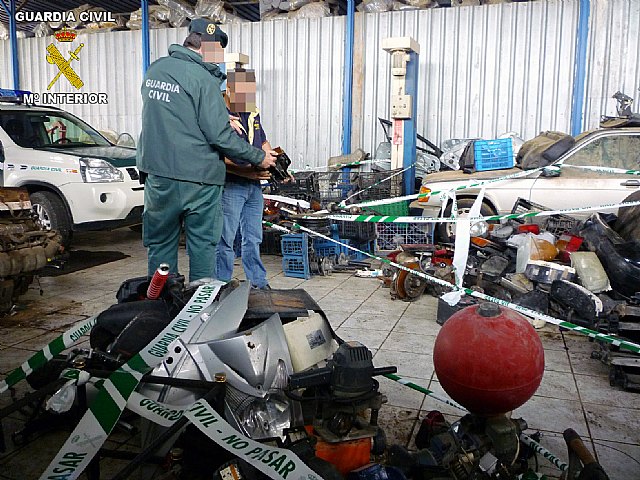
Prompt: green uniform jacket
<box><xmin>137</xmin><ymin>44</ymin><xmax>265</xmax><ymax>185</ymax></box>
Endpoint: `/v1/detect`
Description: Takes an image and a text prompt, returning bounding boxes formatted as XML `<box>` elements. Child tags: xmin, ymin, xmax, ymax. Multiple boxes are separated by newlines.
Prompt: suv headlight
<box><xmin>79</xmin><ymin>158</ymin><xmax>123</xmax><ymax>183</ymax></box>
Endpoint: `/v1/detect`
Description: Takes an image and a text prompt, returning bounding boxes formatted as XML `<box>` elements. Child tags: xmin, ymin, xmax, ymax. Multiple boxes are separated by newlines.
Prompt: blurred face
<box><xmin>201</xmin><ymin>40</ymin><xmax>224</xmax><ymax>63</ymax></box>
<box><xmin>227</xmin><ymin>69</ymin><xmax>257</xmax><ymax>113</ymax></box>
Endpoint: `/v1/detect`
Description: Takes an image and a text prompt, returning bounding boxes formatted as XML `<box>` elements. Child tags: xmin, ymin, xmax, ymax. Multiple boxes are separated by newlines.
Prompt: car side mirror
<box><xmin>541</xmin><ymin>166</ymin><xmax>561</xmax><ymax>177</ymax></box>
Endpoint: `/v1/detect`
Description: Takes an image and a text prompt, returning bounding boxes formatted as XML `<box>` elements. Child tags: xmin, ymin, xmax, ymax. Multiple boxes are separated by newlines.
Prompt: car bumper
<box><xmin>59</xmin><ymin>182</ymin><xmax>144</xmax><ymax>226</ymax></box>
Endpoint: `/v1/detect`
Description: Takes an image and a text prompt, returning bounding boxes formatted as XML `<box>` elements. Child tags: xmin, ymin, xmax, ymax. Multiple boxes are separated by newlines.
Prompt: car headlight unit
<box><xmin>226</xmin><ymin>360</ymin><xmax>294</xmax><ymax>440</ymax></box>
<box><xmin>470</xmin><ymin>220</ymin><xmax>489</xmax><ymax>238</ymax></box>
<box><xmin>79</xmin><ymin>158</ymin><xmax>123</xmax><ymax>183</ymax></box>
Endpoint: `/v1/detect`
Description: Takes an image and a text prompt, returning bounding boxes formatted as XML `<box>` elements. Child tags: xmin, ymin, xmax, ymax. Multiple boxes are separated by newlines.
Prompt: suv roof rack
<box><xmin>0</xmin><ymin>89</ymin><xmax>34</xmax><ymax>105</ymax></box>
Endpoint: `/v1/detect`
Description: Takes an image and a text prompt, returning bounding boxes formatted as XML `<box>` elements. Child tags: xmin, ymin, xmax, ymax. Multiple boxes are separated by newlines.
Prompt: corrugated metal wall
<box><xmin>223</xmin><ymin>18</ymin><xmax>346</xmax><ymax>169</ymax></box>
<box><xmin>583</xmin><ymin>0</ymin><xmax>640</xmax><ymax>129</ymax></box>
<box><xmin>0</xmin><ymin>18</ymin><xmax>344</xmax><ymax>170</ymax></box>
<box><xmin>1</xmin><ymin>0</ymin><xmax>639</xmax><ymax>169</ymax></box>
<box><xmin>355</xmin><ymin>1</ymin><xmax>580</xmax><ymax>155</ymax></box>
<box><xmin>0</xmin><ymin>40</ymin><xmax>11</xmax><ymax>87</ymax></box>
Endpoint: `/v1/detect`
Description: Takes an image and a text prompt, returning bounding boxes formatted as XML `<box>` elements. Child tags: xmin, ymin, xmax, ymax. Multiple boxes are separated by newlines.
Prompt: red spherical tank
<box><xmin>433</xmin><ymin>303</ymin><xmax>545</xmax><ymax>416</ymax></box>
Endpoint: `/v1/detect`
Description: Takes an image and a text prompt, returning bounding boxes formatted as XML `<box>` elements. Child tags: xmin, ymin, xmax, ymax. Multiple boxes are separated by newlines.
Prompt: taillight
<box><xmin>417</xmin><ymin>186</ymin><xmax>431</xmax><ymax>204</ymax></box>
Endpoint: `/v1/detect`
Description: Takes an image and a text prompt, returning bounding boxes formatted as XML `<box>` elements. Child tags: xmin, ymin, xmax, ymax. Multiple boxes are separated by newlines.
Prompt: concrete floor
<box><xmin>0</xmin><ymin>229</ymin><xmax>638</xmax><ymax>479</ymax></box>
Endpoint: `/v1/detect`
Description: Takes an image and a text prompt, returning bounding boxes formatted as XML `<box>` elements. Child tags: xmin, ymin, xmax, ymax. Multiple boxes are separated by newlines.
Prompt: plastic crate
<box><xmin>474</xmin><ymin>139</ymin><xmax>514</xmax><ymax>171</ymax></box>
<box><xmin>272</xmin><ymin>171</ymin><xmax>319</xmax><ymax>200</ymax></box>
<box><xmin>260</xmin><ymin>229</ymin><xmax>282</xmax><ymax>255</ymax></box>
<box><xmin>313</xmin><ymin>237</ymin><xmax>341</xmax><ymax>258</ymax></box>
<box><xmin>337</xmin><ymin>221</ymin><xmax>377</xmax><ymax>242</ymax></box>
<box><xmin>282</xmin><ymin>255</ymin><xmax>311</xmax><ymax>279</ymax></box>
<box><xmin>362</xmin><ymin>200</ymin><xmax>409</xmax><ymax>217</ymax></box>
<box><xmin>343</xmin><ymin>239</ymin><xmax>375</xmax><ymax>261</ymax></box>
<box><xmin>280</xmin><ymin>233</ymin><xmax>309</xmax><ymax>256</ymax></box>
<box><xmin>375</xmin><ymin>223</ymin><xmax>433</xmax><ymax>251</ymax></box>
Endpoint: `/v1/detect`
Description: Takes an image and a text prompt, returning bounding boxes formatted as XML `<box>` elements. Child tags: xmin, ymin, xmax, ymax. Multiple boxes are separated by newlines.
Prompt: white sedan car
<box><xmin>411</xmin><ymin>127</ymin><xmax>640</xmax><ymax>241</ymax></box>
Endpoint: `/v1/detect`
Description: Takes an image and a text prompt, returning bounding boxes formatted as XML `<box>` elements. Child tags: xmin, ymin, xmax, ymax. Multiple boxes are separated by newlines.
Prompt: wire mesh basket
<box><xmin>352</xmin><ymin>169</ymin><xmax>403</xmax><ymax>203</ymax></box>
<box><xmin>316</xmin><ymin>171</ymin><xmax>359</xmax><ymax>206</ymax></box>
<box><xmin>375</xmin><ymin>223</ymin><xmax>433</xmax><ymax>251</ymax></box>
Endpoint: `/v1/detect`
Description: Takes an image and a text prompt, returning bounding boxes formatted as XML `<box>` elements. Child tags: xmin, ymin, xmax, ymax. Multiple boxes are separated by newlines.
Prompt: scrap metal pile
<box><xmin>0</xmin><ymin>187</ymin><xmax>62</xmax><ymax>313</ymax></box>
<box><xmin>0</xmin><ymin>274</ymin><xmax>612</xmax><ymax>480</ymax></box>
<box><xmin>379</xmin><ymin>194</ymin><xmax>640</xmax><ymax>392</ymax></box>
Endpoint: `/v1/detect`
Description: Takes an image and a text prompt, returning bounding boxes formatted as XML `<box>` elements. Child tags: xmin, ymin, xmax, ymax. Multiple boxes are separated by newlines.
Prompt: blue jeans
<box><xmin>143</xmin><ymin>174</ymin><xmax>222</xmax><ymax>282</ymax></box>
<box><xmin>216</xmin><ymin>181</ymin><xmax>268</xmax><ymax>288</ymax></box>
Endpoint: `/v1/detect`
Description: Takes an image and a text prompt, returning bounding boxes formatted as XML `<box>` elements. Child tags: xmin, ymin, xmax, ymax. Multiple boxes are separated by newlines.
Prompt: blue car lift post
<box><xmin>1</xmin><ymin>0</ymin><xmax>20</xmax><ymax>89</ymax></box>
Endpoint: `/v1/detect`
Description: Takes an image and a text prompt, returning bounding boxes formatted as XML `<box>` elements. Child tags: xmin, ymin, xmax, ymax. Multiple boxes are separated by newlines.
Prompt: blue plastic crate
<box><xmin>282</xmin><ymin>255</ymin><xmax>311</xmax><ymax>279</ymax></box>
<box><xmin>313</xmin><ymin>237</ymin><xmax>341</xmax><ymax>258</ymax></box>
<box><xmin>474</xmin><ymin>139</ymin><xmax>514</xmax><ymax>171</ymax></box>
<box><xmin>281</xmin><ymin>233</ymin><xmax>309</xmax><ymax>256</ymax></box>
<box><xmin>340</xmin><ymin>238</ymin><xmax>374</xmax><ymax>261</ymax></box>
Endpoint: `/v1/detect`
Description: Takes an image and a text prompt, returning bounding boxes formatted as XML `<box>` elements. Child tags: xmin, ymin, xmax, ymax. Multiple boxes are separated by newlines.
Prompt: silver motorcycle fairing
<box><xmin>197</xmin><ymin>312</ymin><xmax>294</xmax><ymax>397</ymax></box>
<box><xmin>138</xmin><ymin>281</ymin><xmax>294</xmax><ymax>404</ymax></box>
<box><xmin>190</xmin><ymin>280</ymin><xmax>252</xmax><ymax>342</ymax></box>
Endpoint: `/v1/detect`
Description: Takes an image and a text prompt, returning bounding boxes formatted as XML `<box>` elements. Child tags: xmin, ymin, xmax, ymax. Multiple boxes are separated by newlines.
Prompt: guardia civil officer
<box><xmin>137</xmin><ymin>19</ymin><xmax>276</xmax><ymax>283</ymax></box>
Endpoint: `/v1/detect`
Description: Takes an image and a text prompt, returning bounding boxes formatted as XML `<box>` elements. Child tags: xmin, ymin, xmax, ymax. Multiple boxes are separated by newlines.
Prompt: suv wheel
<box><xmin>436</xmin><ymin>197</ymin><xmax>497</xmax><ymax>243</ymax></box>
<box><xmin>30</xmin><ymin>191</ymin><xmax>73</xmax><ymax>246</ymax></box>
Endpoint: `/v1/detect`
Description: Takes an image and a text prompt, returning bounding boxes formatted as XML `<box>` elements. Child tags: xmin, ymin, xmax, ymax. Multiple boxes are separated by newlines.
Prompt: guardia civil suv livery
<box><xmin>0</xmin><ymin>89</ymin><xmax>143</xmax><ymax>246</ymax></box>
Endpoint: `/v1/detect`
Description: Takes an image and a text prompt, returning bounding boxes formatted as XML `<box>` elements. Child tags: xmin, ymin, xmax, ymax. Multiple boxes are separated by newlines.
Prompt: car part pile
<box><xmin>1</xmin><ymin>277</ymin><xmax>397</xmax><ymax>480</ymax></box>
<box><xmin>380</xmin><ymin>245</ymin><xmax>454</xmax><ymax>301</ymax></box>
<box><xmin>0</xmin><ymin>187</ymin><xmax>62</xmax><ymax>312</ymax></box>
<box><xmin>432</xmin><ymin>196</ymin><xmax>640</xmax><ymax>392</ymax></box>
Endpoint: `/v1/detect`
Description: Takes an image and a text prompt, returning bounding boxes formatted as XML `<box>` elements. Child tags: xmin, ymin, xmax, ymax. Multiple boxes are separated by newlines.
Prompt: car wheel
<box><xmin>436</xmin><ymin>197</ymin><xmax>497</xmax><ymax>243</ymax></box>
<box><xmin>30</xmin><ymin>191</ymin><xmax>73</xmax><ymax>247</ymax></box>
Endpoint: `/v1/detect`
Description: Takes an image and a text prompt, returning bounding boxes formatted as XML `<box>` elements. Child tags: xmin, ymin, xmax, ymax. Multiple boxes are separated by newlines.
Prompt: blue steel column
<box><xmin>2</xmin><ymin>0</ymin><xmax>20</xmax><ymax>89</ymax></box>
<box><xmin>570</xmin><ymin>0</ymin><xmax>590</xmax><ymax>136</ymax></box>
<box><xmin>341</xmin><ymin>0</ymin><xmax>354</xmax><ymax>155</ymax></box>
<box><xmin>403</xmin><ymin>51</ymin><xmax>419</xmax><ymax>195</ymax></box>
<box><xmin>141</xmin><ymin>0</ymin><xmax>150</xmax><ymax>74</ymax></box>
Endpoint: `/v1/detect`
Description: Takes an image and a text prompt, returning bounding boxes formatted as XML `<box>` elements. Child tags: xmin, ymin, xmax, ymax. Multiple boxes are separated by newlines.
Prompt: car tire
<box><xmin>436</xmin><ymin>197</ymin><xmax>497</xmax><ymax>243</ymax></box>
<box><xmin>30</xmin><ymin>191</ymin><xmax>73</xmax><ymax>247</ymax></box>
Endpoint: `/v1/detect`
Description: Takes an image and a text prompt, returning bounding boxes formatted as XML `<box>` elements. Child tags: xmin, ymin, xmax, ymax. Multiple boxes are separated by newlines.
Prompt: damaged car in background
<box><xmin>411</xmin><ymin>126</ymin><xmax>640</xmax><ymax>243</ymax></box>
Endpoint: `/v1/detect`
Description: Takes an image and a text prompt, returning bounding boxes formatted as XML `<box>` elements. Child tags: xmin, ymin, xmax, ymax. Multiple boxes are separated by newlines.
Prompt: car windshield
<box><xmin>0</xmin><ymin>110</ymin><xmax>110</xmax><ymax>148</ymax></box>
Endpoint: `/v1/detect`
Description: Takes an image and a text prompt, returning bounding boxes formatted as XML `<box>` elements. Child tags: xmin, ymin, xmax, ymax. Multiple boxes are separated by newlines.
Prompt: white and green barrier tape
<box><xmin>0</xmin><ymin>315</ymin><xmax>97</xmax><ymax>394</ymax></box>
<box><xmin>327</xmin><ymin>199</ymin><xmax>640</xmax><ymax>224</ymax></box>
<box><xmin>265</xmin><ymin>221</ymin><xmax>640</xmax><ymax>355</ymax></box>
<box><xmin>553</xmin><ymin>164</ymin><xmax>640</xmax><ymax>176</ymax></box>
<box><xmin>340</xmin><ymin>163</ymin><xmax>640</xmax><ymax>210</ymax></box>
<box><xmin>520</xmin><ymin>434</ymin><xmax>569</xmax><ymax>472</ymax></box>
<box><xmin>185</xmin><ymin>399</ymin><xmax>320</xmax><ymax>480</ymax></box>
<box><xmin>38</xmin><ymin>283</ymin><xmax>221</xmax><ymax>480</ymax></box>
<box><xmin>343</xmin><ymin>166</ymin><xmax>545</xmax><ymax>209</ymax></box>
<box><xmin>383</xmin><ymin>373</ymin><xmax>466</xmax><ymax>411</ymax></box>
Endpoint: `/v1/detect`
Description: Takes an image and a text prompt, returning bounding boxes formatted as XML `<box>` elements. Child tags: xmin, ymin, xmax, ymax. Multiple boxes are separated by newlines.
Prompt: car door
<box><xmin>528</xmin><ymin>131</ymin><xmax>640</xmax><ymax>215</ymax></box>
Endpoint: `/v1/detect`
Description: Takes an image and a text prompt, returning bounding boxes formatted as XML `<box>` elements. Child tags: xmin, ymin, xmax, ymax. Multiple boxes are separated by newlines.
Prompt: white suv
<box><xmin>0</xmin><ymin>92</ymin><xmax>143</xmax><ymax>246</ymax></box>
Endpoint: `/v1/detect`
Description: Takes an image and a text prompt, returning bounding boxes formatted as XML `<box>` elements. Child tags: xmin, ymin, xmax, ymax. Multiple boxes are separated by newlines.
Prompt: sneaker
<box><xmin>252</xmin><ymin>284</ymin><xmax>271</xmax><ymax>290</ymax></box>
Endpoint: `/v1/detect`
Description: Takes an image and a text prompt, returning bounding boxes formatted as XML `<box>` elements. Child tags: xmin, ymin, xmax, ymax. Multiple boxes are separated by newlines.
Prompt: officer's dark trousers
<box><xmin>143</xmin><ymin>174</ymin><xmax>223</xmax><ymax>282</ymax></box>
